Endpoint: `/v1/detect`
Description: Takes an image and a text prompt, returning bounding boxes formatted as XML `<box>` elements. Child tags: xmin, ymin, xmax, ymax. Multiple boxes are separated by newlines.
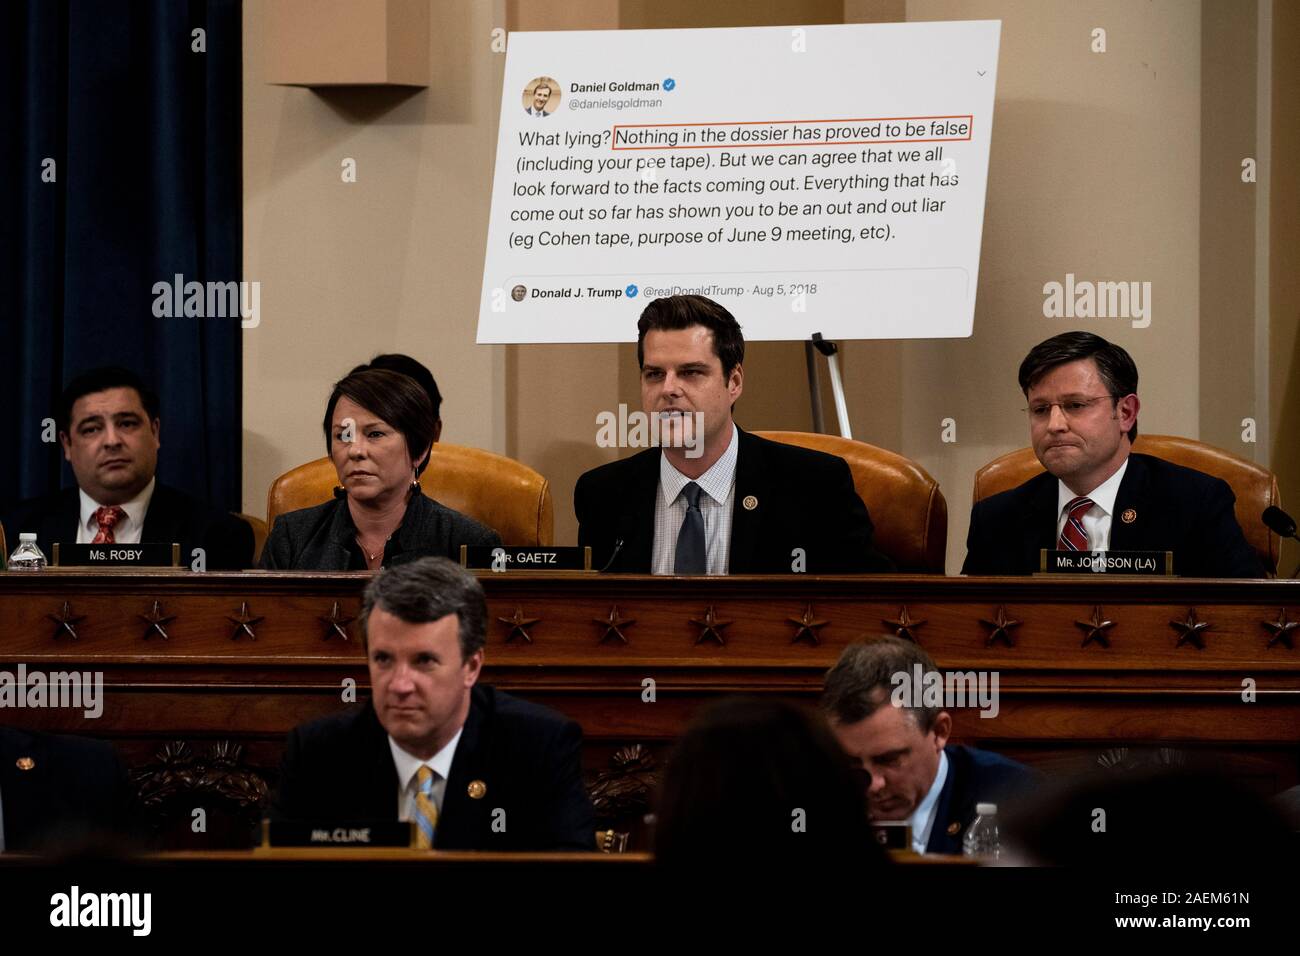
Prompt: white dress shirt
<box><xmin>651</xmin><ymin>422</ymin><xmax>738</xmax><ymax>575</ymax></box>
<box><xmin>390</xmin><ymin>728</ymin><xmax>462</xmax><ymax>822</ymax></box>
<box><xmin>1054</xmin><ymin>458</ymin><xmax>1129</xmax><ymax>550</ymax></box>
<box><xmin>908</xmin><ymin>748</ymin><xmax>949</xmax><ymax>854</ymax></box>
<box><xmin>76</xmin><ymin>477</ymin><xmax>156</xmax><ymax>544</ymax></box>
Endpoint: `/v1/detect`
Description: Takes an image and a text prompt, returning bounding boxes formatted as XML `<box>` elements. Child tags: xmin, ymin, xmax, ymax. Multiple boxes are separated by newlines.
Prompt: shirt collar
<box><xmin>79</xmin><ymin>476</ymin><xmax>155</xmax><ymax>535</ymax></box>
<box><xmin>1057</xmin><ymin>456</ymin><xmax>1129</xmax><ymax>518</ymax></box>
<box><xmin>658</xmin><ymin>421</ymin><xmax>738</xmax><ymax>507</ymax></box>
<box><xmin>388</xmin><ymin>726</ymin><xmax>463</xmax><ymax>792</ymax></box>
<box><xmin>908</xmin><ymin>748</ymin><xmax>949</xmax><ymax>853</ymax></box>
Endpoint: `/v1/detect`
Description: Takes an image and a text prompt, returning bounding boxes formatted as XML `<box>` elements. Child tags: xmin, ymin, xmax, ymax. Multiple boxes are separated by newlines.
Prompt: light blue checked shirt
<box><xmin>652</xmin><ymin>422</ymin><xmax>738</xmax><ymax>575</ymax></box>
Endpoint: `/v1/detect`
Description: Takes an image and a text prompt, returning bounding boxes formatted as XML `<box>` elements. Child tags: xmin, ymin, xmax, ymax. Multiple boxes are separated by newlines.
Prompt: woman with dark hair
<box><xmin>652</xmin><ymin>697</ymin><xmax>887</xmax><ymax>869</ymax></box>
<box><xmin>350</xmin><ymin>353</ymin><xmax>444</xmax><ymax>451</ymax></box>
<box><xmin>259</xmin><ymin>369</ymin><xmax>500</xmax><ymax>570</ymax></box>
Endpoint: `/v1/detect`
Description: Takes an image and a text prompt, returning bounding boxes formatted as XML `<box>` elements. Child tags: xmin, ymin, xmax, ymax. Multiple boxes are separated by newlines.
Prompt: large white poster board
<box><xmin>477</xmin><ymin>21</ymin><xmax>1000</xmax><ymax>343</ymax></box>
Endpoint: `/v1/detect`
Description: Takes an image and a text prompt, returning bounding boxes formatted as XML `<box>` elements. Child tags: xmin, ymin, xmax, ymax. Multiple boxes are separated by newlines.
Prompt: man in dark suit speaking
<box><xmin>271</xmin><ymin>557</ymin><xmax>595</xmax><ymax>851</ymax></box>
<box><xmin>574</xmin><ymin>295</ymin><xmax>891</xmax><ymax>574</ymax></box>
<box><xmin>4</xmin><ymin>366</ymin><xmax>253</xmax><ymax>569</ymax></box>
<box><xmin>962</xmin><ymin>332</ymin><xmax>1263</xmax><ymax>577</ymax></box>
<box><xmin>822</xmin><ymin>638</ymin><xmax>1034</xmax><ymax>855</ymax></box>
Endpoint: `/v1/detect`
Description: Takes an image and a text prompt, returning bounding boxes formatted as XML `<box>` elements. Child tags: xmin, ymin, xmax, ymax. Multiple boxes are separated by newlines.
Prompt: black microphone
<box><xmin>1263</xmin><ymin>506</ymin><xmax>1297</xmax><ymax>539</ymax></box>
<box><xmin>1262</xmin><ymin>506</ymin><xmax>1300</xmax><ymax>577</ymax></box>
<box><xmin>597</xmin><ymin>537</ymin><xmax>626</xmax><ymax>573</ymax></box>
<box><xmin>596</xmin><ymin>515</ymin><xmax>636</xmax><ymax>572</ymax></box>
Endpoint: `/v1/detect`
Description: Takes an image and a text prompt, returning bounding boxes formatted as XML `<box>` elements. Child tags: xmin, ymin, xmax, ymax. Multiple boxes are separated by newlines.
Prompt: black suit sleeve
<box><xmin>269</xmin><ymin>725</ymin><xmax>308</xmax><ymax>821</ymax></box>
<box><xmin>961</xmin><ymin>500</ymin><xmax>990</xmax><ymax>575</ymax></box>
<box><xmin>535</xmin><ymin>718</ymin><xmax>596</xmax><ymax>850</ymax></box>
<box><xmin>574</xmin><ymin>472</ymin><xmax>613</xmax><ymax>569</ymax></box>
<box><xmin>1196</xmin><ymin>480</ymin><xmax>1265</xmax><ymax>578</ymax></box>
<box><xmin>818</xmin><ymin>456</ymin><xmax>893</xmax><ymax>573</ymax></box>
<box><xmin>258</xmin><ymin>516</ymin><xmax>293</xmax><ymax>570</ymax></box>
<box><xmin>204</xmin><ymin>512</ymin><xmax>255</xmax><ymax>570</ymax></box>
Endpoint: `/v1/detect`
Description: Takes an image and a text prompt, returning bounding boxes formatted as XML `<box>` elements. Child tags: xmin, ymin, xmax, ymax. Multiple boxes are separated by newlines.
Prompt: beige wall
<box><xmin>894</xmin><ymin>0</ymin><xmax>1203</xmax><ymax>571</ymax></box>
<box><xmin>244</xmin><ymin>0</ymin><xmax>1295</xmax><ymax>574</ymax></box>
<box><xmin>1270</xmin><ymin>0</ymin><xmax>1300</xmax><ymax>574</ymax></box>
<box><xmin>242</xmin><ymin>0</ymin><xmax>508</xmax><ymax>517</ymax></box>
<box><xmin>1199</xmin><ymin>0</ymin><xmax>1258</xmax><ymax>457</ymax></box>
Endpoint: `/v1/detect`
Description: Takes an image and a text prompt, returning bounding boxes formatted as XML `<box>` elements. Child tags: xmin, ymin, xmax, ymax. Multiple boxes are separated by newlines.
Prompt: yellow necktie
<box><xmin>414</xmin><ymin>765</ymin><xmax>439</xmax><ymax>849</ymax></box>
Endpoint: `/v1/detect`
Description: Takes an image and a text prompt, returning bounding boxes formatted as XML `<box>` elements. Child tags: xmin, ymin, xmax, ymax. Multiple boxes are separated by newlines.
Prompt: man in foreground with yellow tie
<box><xmin>271</xmin><ymin>557</ymin><xmax>595</xmax><ymax>850</ymax></box>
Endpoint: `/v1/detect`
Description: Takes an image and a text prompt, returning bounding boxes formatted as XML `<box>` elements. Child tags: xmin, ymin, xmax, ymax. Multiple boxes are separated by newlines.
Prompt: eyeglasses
<box><xmin>1023</xmin><ymin>395</ymin><xmax>1116</xmax><ymax>421</ymax></box>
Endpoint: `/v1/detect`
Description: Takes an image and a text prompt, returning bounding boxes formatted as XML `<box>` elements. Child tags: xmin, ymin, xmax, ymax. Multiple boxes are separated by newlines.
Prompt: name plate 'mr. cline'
<box><xmin>266</xmin><ymin>820</ymin><xmax>415</xmax><ymax>848</ymax></box>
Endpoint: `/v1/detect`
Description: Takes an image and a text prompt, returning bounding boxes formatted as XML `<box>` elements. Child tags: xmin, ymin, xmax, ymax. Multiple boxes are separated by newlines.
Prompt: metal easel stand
<box><xmin>804</xmin><ymin>333</ymin><xmax>852</xmax><ymax>439</ymax></box>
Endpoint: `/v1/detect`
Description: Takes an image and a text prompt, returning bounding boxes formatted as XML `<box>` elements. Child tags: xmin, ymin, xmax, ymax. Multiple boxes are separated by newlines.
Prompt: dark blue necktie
<box><xmin>674</xmin><ymin>482</ymin><xmax>706</xmax><ymax>574</ymax></box>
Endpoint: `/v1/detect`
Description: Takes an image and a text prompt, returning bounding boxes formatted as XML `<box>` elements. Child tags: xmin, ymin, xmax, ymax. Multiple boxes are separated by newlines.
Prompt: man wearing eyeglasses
<box><xmin>962</xmin><ymin>331</ymin><xmax>1262</xmax><ymax>577</ymax></box>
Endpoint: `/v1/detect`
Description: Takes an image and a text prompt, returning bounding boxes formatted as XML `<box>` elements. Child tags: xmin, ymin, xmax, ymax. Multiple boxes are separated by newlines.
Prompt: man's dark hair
<box><xmin>322</xmin><ymin>368</ymin><xmax>436</xmax><ymax>476</ymax></box>
<box><xmin>1018</xmin><ymin>331</ymin><xmax>1139</xmax><ymax>442</ymax></box>
<box><xmin>58</xmin><ymin>367</ymin><xmax>160</xmax><ymax>434</ymax></box>
<box><xmin>820</xmin><ymin>636</ymin><xmax>941</xmax><ymax>732</ymax></box>
<box><xmin>359</xmin><ymin>557</ymin><xmax>487</xmax><ymax>660</ymax></box>
<box><xmin>349</xmin><ymin>354</ymin><xmax>443</xmax><ymax>424</ymax></box>
<box><xmin>653</xmin><ymin>697</ymin><xmax>883</xmax><ymax>868</ymax></box>
<box><xmin>636</xmin><ymin>295</ymin><xmax>745</xmax><ymax>379</ymax></box>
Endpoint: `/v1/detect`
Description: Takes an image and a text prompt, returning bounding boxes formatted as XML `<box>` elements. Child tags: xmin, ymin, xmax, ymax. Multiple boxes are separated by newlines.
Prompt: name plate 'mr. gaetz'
<box><xmin>460</xmin><ymin>545</ymin><xmax>592</xmax><ymax>571</ymax></box>
<box><xmin>1039</xmin><ymin>549</ymin><xmax>1173</xmax><ymax>576</ymax></box>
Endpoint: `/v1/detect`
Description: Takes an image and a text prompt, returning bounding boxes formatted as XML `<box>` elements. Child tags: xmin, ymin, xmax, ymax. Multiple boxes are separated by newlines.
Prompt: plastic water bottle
<box><xmin>7</xmin><ymin>533</ymin><xmax>48</xmax><ymax>571</ymax></box>
<box><xmin>962</xmin><ymin>802</ymin><xmax>1000</xmax><ymax>859</ymax></box>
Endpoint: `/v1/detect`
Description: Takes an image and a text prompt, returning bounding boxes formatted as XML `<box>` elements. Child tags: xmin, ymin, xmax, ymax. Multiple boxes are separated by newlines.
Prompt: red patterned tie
<box><xmin>92</xmin><ymin>505</ymin><xmax>127</xmax><ymax>544</ymax></box>
<box><xmin>1057</xmin><ymin>497</ymin><xmax>1094</xmax><ymax>551</ymax></box>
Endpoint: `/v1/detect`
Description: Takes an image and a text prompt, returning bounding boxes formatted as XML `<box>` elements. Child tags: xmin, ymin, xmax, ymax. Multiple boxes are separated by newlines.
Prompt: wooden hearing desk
<box><xmin>1</xmin><ymin>570</ymin><xmax>1297</xmax><ymax>846</ymax></box>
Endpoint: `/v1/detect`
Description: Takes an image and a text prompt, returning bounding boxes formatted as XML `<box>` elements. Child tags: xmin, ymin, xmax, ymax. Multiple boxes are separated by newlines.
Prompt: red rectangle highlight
<box><xmin>610</xmin><ymin>115</ymin><xmax>974</xmax><ymax>150</ymax></box>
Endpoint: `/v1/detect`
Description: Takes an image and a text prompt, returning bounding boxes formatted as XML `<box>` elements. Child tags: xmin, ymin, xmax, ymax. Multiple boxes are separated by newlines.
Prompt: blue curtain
<box><xmin>1</xmin><ymin>0</ymin><xmax>243</xmax><ymax>511</ymax></box>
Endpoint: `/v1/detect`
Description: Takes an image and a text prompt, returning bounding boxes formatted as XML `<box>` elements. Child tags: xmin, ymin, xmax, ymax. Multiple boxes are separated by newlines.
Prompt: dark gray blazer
<box><xmin>259</xmin><ymin>487</ymin><xmax>501</xmax><ymax>570</ymax></box>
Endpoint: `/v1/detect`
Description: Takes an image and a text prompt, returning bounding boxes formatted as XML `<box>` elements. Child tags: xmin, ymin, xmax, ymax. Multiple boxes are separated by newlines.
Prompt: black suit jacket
<box><xmin>4</xmin><ymin>483</ymin><xmax>254</xmax><ymax>570</ymax></box>
<box><xmin>0</xmin><ymin>725</ymin><xmax>132</xmax><ymax>852</ymax></box>
<box><xmin>259</xmin><ymin>487</ymin><xmax>501</xmax><ymax>570</ymax></box>
<box><xmin>925</xmin><ymin>744</ymin><xmax>1035</xmax><ymax>855</ymax></box>
<box><xmin>574</xmin><ymin>427</ymin><xmax>893</xmax><ymax>574</ymax></box>
<box><xmin>962</xmin><ymin>452</ymin><xmax>1264</xmax><ymax>578</ymax></box>
<box><xmin>271</xmin><ymin>685</ymin><xmax>595</xmax><ymax>851</ymax></box>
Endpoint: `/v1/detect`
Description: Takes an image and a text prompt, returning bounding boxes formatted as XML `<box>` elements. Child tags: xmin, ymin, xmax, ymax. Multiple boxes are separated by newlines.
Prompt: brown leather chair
<box><xmin>753</xmin><ymin>431</ymin><xmax>948</xmax><ymax>573</ymax></box>
<box><xmin>972</xmin><ymin>435</ymin><xmax>1280</xmax><ymax>575</ymax></box>
<box><xmin>266</xmin><ymin>444</ymin><xmax>554</xmax><ymax>546</ymax></box>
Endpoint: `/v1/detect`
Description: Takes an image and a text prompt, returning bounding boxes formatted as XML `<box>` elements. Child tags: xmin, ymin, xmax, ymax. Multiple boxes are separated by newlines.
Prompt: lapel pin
<box><xmin>946</xmin><ymin>821</ymin><xmax>961</xmax><ymax>835</ymax></box>
<box><xmin>16</xmin><ymin>757</ymin><xmax>35</xmax><ymax>771</ymax></box>
<box><xmin>467</xmin><ymin>780</ymin><xmax>487</xmax><ymax>799</ymax></box>
<box><xmin>742</xmin><ymin>495</ymin><xmax>758</xmax><ymax>511</ymax></box>
<box><xmin>1121</xmin><ymin>508</ymin><xmax>1137</xmax><ymax>524</ymax></box>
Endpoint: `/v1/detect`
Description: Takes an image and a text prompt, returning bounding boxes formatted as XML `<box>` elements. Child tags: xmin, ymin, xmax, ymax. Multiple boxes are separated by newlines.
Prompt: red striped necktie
<box><xmin>1058</xmin><ymin>496</ymin><xmax>1095</xmax><ymax>551</ymax></box>
<box><xmin>91</xmin><ymin>505</ymin><xmax>127</xmax><ymax>544</ymax></box>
